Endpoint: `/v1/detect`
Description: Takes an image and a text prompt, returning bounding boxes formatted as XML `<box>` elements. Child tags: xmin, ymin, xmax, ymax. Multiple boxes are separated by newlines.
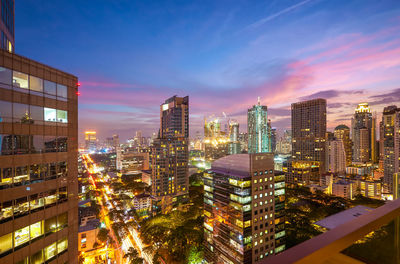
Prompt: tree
<box><xmin>97</xmin><ymin>228</ymin><xmax>110</xmax><ymax>243</ymax></box>
<box><xmin>124</xmin><ymin>247</ymin><xmax>144</xmax><ymax>264</ymax></box>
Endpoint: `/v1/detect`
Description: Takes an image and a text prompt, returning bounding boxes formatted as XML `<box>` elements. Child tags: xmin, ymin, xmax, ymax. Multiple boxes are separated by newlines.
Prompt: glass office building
<box><xmin>0</xmin><ymin>50</ymin><xmax>78</xmax><ymax>263</ymax></box>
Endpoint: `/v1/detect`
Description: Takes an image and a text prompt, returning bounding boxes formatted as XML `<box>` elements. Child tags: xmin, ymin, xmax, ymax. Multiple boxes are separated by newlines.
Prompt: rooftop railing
<box><xmin>262</xmin><ymin>198</ymin><xmax>400</xmax><ymax>264</ymax></box>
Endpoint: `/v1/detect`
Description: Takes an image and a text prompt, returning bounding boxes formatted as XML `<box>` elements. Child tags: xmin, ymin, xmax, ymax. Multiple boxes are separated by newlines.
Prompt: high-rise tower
<box><xmin>287</xmin><ymin>98</ymin><xmax>326</xmax><ymax>185</ymax></box>
<box><xmin>334</xmin><ymin>125</ymin><xmax>352</xmax><ymax>166</ymax></box>
<box><xmin>381</xmin><ymin>105</ymin><xmax>400</xmax><ymax>194</ymax></box>
<box><xmin>248</xmin><ymin>98</ymin><xmax>270</xmax><ymax>154</ymax></box>
<box><xmin>351</xmin><ymin>103</ymin><xmax>373</xmax><ymax>163</ymax></box>
<box><xmin>151</xmin><ymin>96</ymin><xmax>189</xmax><ymax>214</ymax></box>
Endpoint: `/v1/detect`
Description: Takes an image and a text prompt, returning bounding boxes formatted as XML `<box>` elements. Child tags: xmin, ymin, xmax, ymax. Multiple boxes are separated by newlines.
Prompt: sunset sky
<box><xmin>16</xmin><ymin>0</ymin><xmax>400</xmax><ymax>141</ymax></box>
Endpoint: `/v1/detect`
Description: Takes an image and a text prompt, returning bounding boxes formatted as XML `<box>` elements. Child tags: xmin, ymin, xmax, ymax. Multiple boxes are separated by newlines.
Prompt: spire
<box><xmin>257</xmin><ymin>96</ymin><xmax>261</xmax><ymax>106</ymax></box>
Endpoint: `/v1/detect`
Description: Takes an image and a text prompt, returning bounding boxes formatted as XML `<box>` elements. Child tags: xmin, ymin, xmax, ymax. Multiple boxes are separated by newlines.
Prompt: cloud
<box><xmin>299</xmin><ymin>89</ymin><xmax>363</xmax><ymax>101</ymax></box>
<box><xmin>245</xmin><ymin>0</ymin><xmax>313</xmax><ymax>30</ymax></box>
<box><xmin>368</xmin><ymin>88</ymin><xmax>400</xmax><ymax>106</ymax></box>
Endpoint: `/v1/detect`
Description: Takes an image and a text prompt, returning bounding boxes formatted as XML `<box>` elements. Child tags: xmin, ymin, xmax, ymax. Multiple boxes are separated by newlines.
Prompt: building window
<box><xmin>0</xmin><ymin>67</ymin><xmax>11</xmax><ymax>86</ymax></box>
<box><xmin>44</xmin><ymin>80</ymin><xmax>57</xmax><ymax>96</ymax></box>
<box><xmin>30</xmin><ymin>76</ymin><xmax>43</xmax><ymax>92</ymax></box>
<box><xmin>12</xmin><ymin>71</ymin><xmax>29</xmax><ymax>90</ymax></box>
<box><xmin>44</xmin><ymin>107</ymin><xmax>57</xmax><ymax>122</ymax></box>
<box><xmin>14</xmin><ymin>226</ymin><xmax>30</xmax><ymax>247</ymax></box>
<box><xmin>0</xmin><ymin>233</ymin><xmax>12</xmax><ymax>254</ymax></box>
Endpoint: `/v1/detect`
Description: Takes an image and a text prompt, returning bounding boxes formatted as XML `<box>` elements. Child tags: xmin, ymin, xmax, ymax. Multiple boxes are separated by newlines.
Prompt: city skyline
<box><xmin>15</xmin><ymin>0</ymin><xmax>400</xmax><ymax>141</ymax></box>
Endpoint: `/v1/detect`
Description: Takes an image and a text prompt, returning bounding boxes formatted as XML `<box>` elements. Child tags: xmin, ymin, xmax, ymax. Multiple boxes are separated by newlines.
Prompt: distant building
<box><xmin>332</xmin><ymin>180</ymin><xmax>355</xmax><ymax>199</ymax></box>
<box><xmin>85</xmin><ymin>131</ymin><xmax>97</xmax><ymax>151</ymax></box>
<box><xmin>270</xmin><ymin>127</ymin><xmax>277</xmax><ymax>153</ymax></box>
<box><xmin>334</xmin><ymin>125</ymin><xmax>352</xmax><ymax>166</ymax></box>
<box><xmin>290</xmin><ymin>98</ymin><xmax>327</xmax><ymax>178</ymax></box>
<box><xmin>78</xmin><ymin>219</ymin><xmax>100</xmax><ymax>252</ymax></box>
<box><xmin>351</xmin><ymin>103</ymin><xmax>373</xmax><ymax>163</ymax></box>
<box><xmin>326</xmin><ymin>139</ymin><xmax>346</xmax><ymax>174</ymax></box>
<box><xmin>356</xmin><ymin>179</ymin><xmax>382</xmax><ymax>199</ymax></box>
<box><xmin>346</xmin><ymin>163</ymin><xmax>374</xmax><ymax>176</ymax></box>
<box><xmin>121</xmin><ymin>152</ymin><xmax>150</xmax><ymax>172</ymax></box>
<box><xmin>381</xmin><ymin>105</ymin><xmax>400</xmax><ymax>194</ymax></box>
<box><xmin>204</xmin><ymin>117</ymin><xmax>229</xmax><ymax>160</ymax></box>
<box><xmin>248</xmin><ymin>98</ymin><xmax>271</xmax><ymax>154</ymax></box>
<box><xmin>228</xmin><ymin>119</ymin><xmax>241</xmax><ymax>155</ymax></box>
<box><xmin>204</xmin><ymin>153</ymin><xmax>285</xmax><ymax>264</ymax></box>
<box><xmin>133</xmin><ymin>193</ymin><xmax>152</xmax><ymax>216</ymax></box>
<box><xmin>151</xmin><ymin>96</ymin><xmax>189</xmax><ymax>214</ymax></box>
<box><xmin>284</xmin><ymin>160</ymin><xmax>320</xmax><ymax>186</ymax></box>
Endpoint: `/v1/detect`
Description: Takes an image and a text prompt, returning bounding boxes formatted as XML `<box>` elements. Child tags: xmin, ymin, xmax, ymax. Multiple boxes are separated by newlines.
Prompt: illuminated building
<box><xmin>248</xmin><ymin>98</ymin><xmax>270</xmax><ymax>154</ymax></box>
<box><xmin>204</xmin><ymin>153</ymin><xmax>285</xmax><ymax>264</ymax></box>
<box><xmin>334</xmin><ymin>125</ymin><xmax>352</xmax><ymax>166</ymax></box>
<box><xmin>381</xmin><ymin>105</ymin><xmax>400</xmax><ymax>194</ymax></box>
<box><xmin>120</xmin><ymin>152</ymin><xmax>150</xmax><ymax>172</ymax></box>
<box><xmin>229</xmin><ymin>119</ymin><xmax>241</xmax><ymax>155</ymax></box>
<box><xmin>270</xmin><ymin>127</ymin><xmax>277</xmax><ymax>153</ymax></box>
<box><xmin>85</xmin><ymin>131</ymin><xmax>97</xmax><ymax>151</ymax></box>
<box><xmin>351</xmin><ymin>103</ymin><xmax>373</xmax><ymax>163</ymax></box>
<box><xmin>289</xmin><ymin>98</ymin><xmax>326</xmax><ymax>183</ymax></box>
<box><xmin>326</xmin><ymin>139</ymin><xmax>346</xmax><ymax>174</ymax></box>
<box><xmin>151</xmin><ymin>95</ymin><xmax>189</xmax><ymax>214</ymax></box>
<box><xmin>346</xmin><ymin>163</ymin><xmax>374</xmax><ymax>176</ymax></box>
<box><xmin>204</xmin><ymin>117</ymin><xmax>229</xmax><ymax>160</ymax></box>
<box><xmin>356</xmin><ymin>179</ymin><xmax>382</xmax><ymax>199</ymax></box>
<box><xmin>0</xmin><ymin>0</ymin><xmax>14</xmax><ymax>52</ymax></box>
<box><xmin>284</xmin><ymin>160</ymin><xmax>320</xmax><ymax>186</ymax></box>
<box><xmin>0</xmin><ymin>50</ymin><xmax>78</xmax><ymax>263</ymax></box>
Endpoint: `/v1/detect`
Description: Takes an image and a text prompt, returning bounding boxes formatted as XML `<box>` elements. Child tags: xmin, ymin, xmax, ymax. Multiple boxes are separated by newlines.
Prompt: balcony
<box><xmin>262</xmin><ymin>198</ymin><xmax>400</xmax><ymax>264</ymax></box>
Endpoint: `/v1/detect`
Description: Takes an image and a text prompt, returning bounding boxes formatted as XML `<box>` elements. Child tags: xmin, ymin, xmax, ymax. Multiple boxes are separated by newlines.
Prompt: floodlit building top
<box><xmin>211</xmin><ymin>154</ymin><xmax>250</xmax><ymax>178</ymax></box>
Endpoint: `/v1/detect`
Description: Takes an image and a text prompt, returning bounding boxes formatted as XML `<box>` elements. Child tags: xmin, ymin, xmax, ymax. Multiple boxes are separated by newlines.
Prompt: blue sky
<box><xmin>15</xmin><ymin>0</ymin><xmax>400</xmax><ymax>141</ymax></box>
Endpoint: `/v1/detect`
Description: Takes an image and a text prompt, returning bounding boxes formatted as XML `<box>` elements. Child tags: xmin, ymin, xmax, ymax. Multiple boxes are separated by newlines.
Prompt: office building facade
<box><xmin>204</xmin><ymin>153</ymin><xmax>285</xmax><ymax>264</ymax></box>
<box><xmin>326</xmin><ymin>139</ymin><xmax>346</xmax><ymax>174</ymax></box>
<box><xmin>0</xmin><ymin>50</ymin><xmax>78</xmax><ymax>263</ymax></box>
<box><xmin>204</xmin><ymin>117</ymin><xmax>229</xmax><ymax>161</ymax></box>
<box><xmin>290</xmin><ymin>98</ymin><xmax>327</xmax><ymax>177</ymax></box>
<box><xmin>381</xmin><ymin>105</ymin><xmax>400</xmax><ymax>194</ymax></box>
<box><xmin>151</xmin><ymin>96</ymin><xmax>189</xmax><ymax>213</ymax></box>
<box><xmin>248</xmin><ymin>99</ymin><xmax>270</xmax><ymax>154</ymax></box>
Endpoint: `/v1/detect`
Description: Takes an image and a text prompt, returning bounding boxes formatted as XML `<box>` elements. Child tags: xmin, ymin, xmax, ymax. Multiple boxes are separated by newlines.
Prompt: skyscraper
<box><xmin>270</xmin><ymin>127</ymin><xmax>277</xmax><ymax>153</ymax></box>
<box><xmin>151</xmin><ymin>95</ymin><xmax>189</xmax><ymax>213</ymax></box>
<box><xmin>204</xmin><ymin>117</ymin><xmax>229</xmax><ymax>160</ymax></box>
<box><xmin>290</xmin><ymin>98</ymin><xmax>327</xmax><ymax>183</ymax></box>
<box><xmin>84</xmin><ymin>131</ymin><xmax>97</xmax><ymax>151</ymax></box>
<box><xmin>204</xmin><ymin>153</ymin><xmax>285</xmax><ymax>264</ymax></box>
<box><xmin>334</xmin><ymin>125</ymin><xmax>352</xmax><ymax>166</ymax></box>
<box><xmin>228</xmin><ymin>119</ymin><xmax>241</xmax><ymax>155</ymax></box>
<box><xmin>351</xmin><ymin>103</ymin><xmax>373</xmax><ymax>163</ymax></box>
<box><xmin>381</xmin><ymin>105</ymin><xmax>400</xmax><ymax>194</ymax></box>
<box><xmin>0</xmin><ymin>50</ymin><xmax>78</xmax><ymax>263</ymax></box>
<box><xmin>248</xmin><ymin>98</ymin><xmax>270</xmax><ymax>154</ymax></box>
<box><xmin>0</xmin><ymin>0</ymin><xmax>14</xmax><ymax>52</ymax></box>
<box><xmin>326</xmin><ymin>139</ymin><xmax>346</xmax><ymax>174</ymax></box>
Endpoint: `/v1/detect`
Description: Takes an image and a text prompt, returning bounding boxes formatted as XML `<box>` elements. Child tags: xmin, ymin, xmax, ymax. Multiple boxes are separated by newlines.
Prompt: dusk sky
<box><xmin>16</xmin><ymin>0</ymin><xmax>400</xmax><ymax>141</ymax></box>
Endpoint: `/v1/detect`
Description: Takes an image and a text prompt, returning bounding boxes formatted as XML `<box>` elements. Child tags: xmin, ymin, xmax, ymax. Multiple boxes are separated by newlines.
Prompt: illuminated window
<box><xmin>12</xmin><ymin>71</ymin><xmax>28</xmax><ymax>89</ymax></box>
<box><xmin>0</xmin><ymin>232</ymin><xmax>12</xmax><ymax>253</ymax></box>
<box><xmin>14</xmin><ymin>226</ymin><xmax>30</xmax><ymax>247</ymax></box>
<box><xmin>57</xmin><ymin>237</ymin><xmax>68</xmax><ymax>253</ymax></box>
<box><xmin>44</xmin><ymin>108</ymin><xmax>57</xmax><ymax>122</ymax></box>
<box><xmin>30</xmin><ymin>221</ymin><xmax>44</xmax><ymax>240</ymax></box>
<box><xmin>30</xmin><ymin>76</ymin><xmax>43</xmax><ymax>92</ymax></box>
<box><xmin>44</xmin><ymin>242</ymin><xmax>57</xmax><ymax>260</ymax></box>
<box><xmin>56</xmin><ymin>110</ymin><xmax>68</xmax><ymax>123</ymax></box>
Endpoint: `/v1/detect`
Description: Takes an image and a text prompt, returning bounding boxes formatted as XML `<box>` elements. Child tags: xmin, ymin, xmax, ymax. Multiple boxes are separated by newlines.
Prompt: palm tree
<box><xmin>124</xmin><ymin>247</ymin><xmax>144</xmax><ymax>264</ymax></box>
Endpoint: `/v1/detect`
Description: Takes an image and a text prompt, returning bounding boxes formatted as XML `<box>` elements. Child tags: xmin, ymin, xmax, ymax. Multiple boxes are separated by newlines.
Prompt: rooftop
<box><xmin>314</xmin><ymin>205</ymin><xmax>374</xmax><ymax>230</ymax></box>
<box><xmin>211</xmin><ymin>154</ymin><xmax>250</xmax><ymax>178</ymax></box>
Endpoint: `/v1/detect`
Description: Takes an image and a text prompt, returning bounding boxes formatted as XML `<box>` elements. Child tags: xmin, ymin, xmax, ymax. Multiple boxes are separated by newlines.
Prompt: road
<box><xmin>82</xmin><ymin>154</ymin><xmax>153</xmax><ymax>264</ymax></box>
